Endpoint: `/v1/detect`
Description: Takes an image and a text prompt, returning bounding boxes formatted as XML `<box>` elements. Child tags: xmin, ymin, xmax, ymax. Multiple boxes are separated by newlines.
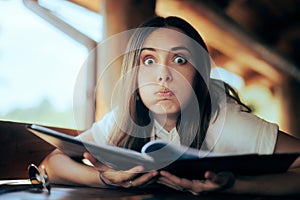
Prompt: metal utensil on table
<box><xmin>0</xmin><ymin>164</ymin><xmax>51</xmax><ymax>195</ymax></box>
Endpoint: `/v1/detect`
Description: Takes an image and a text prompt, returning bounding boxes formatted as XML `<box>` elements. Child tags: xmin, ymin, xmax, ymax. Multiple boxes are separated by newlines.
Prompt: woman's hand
<box><xmin>84</xmin><ymin>152</ymin><xmax>158</xmax><ymax>188</ymax></box>
<box><xmin>157</xmin><ymin>170</ymin><xmax>235</xmax><ymax>195</ymax></box>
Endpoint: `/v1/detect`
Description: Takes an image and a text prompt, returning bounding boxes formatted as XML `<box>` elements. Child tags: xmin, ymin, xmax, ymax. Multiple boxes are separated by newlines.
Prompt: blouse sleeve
<box><xmin>205</xmin><ymin>98</ymin><xmax>278</xmax><ymax>155</ymax></box>
<box><xmin>78</xmin><ymin>109</ymin><xmax>116</xmax><ymax>145</ymax></box>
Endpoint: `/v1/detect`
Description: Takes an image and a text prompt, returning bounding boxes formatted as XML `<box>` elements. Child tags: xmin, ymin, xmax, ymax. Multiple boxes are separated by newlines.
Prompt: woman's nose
<box><xmin>157</xmin><ymin>66</ymin><xmax>173</xmax><ymax>82</ymax></box>
<box><xmin>158</xmin><ymin>74</ymin><xmax>172</xmax><ymax>82</ymax></box>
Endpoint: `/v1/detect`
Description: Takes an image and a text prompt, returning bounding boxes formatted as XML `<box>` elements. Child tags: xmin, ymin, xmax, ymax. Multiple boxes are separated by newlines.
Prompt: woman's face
<box><xmin>137</xmin><ymin>28</ymin><xmax>197</xmax><ymax>120</ymax></box>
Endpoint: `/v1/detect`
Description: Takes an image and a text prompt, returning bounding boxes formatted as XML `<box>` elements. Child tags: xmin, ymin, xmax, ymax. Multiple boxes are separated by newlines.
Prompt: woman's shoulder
<box><xmin>89</xmin><ymin>108</ymin><xmax>118</xmax><ymax>144</ymax></box>
<box><xmin>95</xmin><ymin>108</ymin><xmax>118</xmax><ymax>125</ymax></box>
<box><xmin>210</xmin><ymin>79</ymin><xmax>251</xmax><ymax>112</ymax></box>
<box><xmin>207</xmin><ymin>82</ymin><xmax>278</xmax><ymax>154</ymax></box>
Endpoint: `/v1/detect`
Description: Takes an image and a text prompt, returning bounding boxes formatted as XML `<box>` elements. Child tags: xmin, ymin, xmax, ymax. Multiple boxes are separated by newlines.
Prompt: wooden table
<box><xmin>1</xmin><ymin>183</ymin><xmax>300</xmax><ymax>200</ymax></box>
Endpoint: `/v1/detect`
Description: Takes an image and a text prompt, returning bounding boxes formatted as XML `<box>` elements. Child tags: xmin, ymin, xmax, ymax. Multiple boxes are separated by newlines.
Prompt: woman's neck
<box><xmin>153</xmin><ymin>113</ymin><xmax>178</xmax><ymax>132</ymax></box>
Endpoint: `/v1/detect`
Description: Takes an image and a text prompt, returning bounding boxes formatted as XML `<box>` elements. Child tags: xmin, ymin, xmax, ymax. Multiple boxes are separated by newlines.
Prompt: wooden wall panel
<box><xmin>0</xmin><ymin>121</ymin><xmax>77</xmax><ymax>179</ymax></box>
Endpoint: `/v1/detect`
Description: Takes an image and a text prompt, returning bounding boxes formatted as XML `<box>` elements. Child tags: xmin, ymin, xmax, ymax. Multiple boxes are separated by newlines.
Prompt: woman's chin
<box><xmin>150</xmin><ymin>105</ymin><xmax>180</xmax><ymax>117</ymax></box>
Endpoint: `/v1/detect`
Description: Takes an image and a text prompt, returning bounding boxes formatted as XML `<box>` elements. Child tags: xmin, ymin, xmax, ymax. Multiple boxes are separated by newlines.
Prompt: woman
<box><xmin>41</xmin><ymin>16</ymin><xmax>300</xmax><ymax>195</ymax></box>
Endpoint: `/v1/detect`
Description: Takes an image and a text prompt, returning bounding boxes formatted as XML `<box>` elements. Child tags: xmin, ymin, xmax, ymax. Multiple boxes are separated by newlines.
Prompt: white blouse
<box><xmin>80</xmin><ymin>96</ymin><xmax>278</xmax><ymax>155</ymax></box>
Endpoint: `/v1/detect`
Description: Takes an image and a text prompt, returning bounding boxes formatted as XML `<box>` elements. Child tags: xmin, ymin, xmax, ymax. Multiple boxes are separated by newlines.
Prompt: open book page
<box><xmin>140</xmin><ymin>139</ymin><xmax>240</xmax><ymax>171</ymax></box>
<box><xmin>27</xmin><ymin>124</ymin><xmax>299</xmax><ymax>177</ymax></box>
<box><xmin>27</xmin><ymin>124</ymin><xmax>154</xmax><ymax>170</ymax></box>
<box><xmin>141</xmin><ymin>139</ymin><xmax>299</xmax><ymax>179</ymax></box>
<box><xmin>141</xmin><ymin>139</ymin><xmax>229</xmax><ymax>159</ymax></box>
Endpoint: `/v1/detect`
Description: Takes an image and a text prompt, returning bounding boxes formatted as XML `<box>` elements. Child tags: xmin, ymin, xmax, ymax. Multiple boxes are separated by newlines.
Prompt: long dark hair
<box><xmin>108</xmin><ymin>16</ymin><xmax>246</xmax><ymax>151</ymax></box>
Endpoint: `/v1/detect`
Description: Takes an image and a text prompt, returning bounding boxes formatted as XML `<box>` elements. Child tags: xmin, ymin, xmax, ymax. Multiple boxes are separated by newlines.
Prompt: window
<box><xmin>0</xmin><ymin>0</ymin><xmax>102</xmax><ymax>129</ymax></box>
<box><xmin>211</xmin><ymin>67</ymin><xmax>280</xmax><ymax>124</ymax></box>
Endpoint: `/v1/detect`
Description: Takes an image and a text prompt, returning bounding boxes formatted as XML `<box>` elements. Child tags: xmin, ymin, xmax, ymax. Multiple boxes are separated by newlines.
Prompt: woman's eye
<box><xmin>143</xmin><ymin>57</ymin><xmax>155</xmax><ymax>65</ymax></box>
<box><xmin>174</xmin><ymin>56</ymin><xmax>187</xmax><ymax>64</ymax></box>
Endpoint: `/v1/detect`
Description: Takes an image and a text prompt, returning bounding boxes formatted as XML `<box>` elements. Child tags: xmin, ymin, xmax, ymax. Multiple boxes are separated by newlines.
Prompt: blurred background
<box><xmin>1</xmin><ymin>0</ymin><xmax>300</xmax><ymax>137</ymax></box>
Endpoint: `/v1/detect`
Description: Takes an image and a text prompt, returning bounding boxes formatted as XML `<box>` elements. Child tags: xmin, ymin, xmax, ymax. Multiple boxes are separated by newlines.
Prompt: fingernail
<box><xmin>135</xmin><ymin>166</ymin><xmax>144</xmax><ymax>172</ymax></box>
<box><xmin>151</xmin><ymin>170</ymin><xmax>158</xmax><ymax>176</ymax></box>
<box><xmin>160</xmin><ymin>171</ymin><xmax>166</xmax><ymax>176</ymax></box>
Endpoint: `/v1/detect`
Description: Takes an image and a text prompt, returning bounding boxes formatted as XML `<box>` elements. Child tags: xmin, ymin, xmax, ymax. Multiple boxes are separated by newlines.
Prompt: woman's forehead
<box><xmin>142</xmin><ymin>28</ymin><xmax>192</xmax><ymax>51</ymax></box>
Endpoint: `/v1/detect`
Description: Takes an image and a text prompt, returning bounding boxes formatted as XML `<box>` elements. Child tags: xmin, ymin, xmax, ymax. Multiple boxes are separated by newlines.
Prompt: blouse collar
<box><xmin>152</xmin><ymin>120</ymin><xmax>181</xmax><ymax>144</ymax></box>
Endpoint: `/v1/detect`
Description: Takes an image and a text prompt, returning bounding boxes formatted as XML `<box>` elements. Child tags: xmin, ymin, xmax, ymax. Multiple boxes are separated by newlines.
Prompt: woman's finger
<box><xmin>159</xmin><ymin>171</ymin><xmax>195</xmax><ymax>190</ymax></box>
<box><xmin>159</xmin><ymin>170</ymin><xmax>225</xmax><ymax>194</ymax></box>
<box><xmin>157</xmin><ymin>176</ymin><xmax>183</xmax><ymax>191</ymax></box>
<box><xmin>205</xmin><ymin>171</ymin><xmax>235</xmax><ymax>187</ymax></box>
<box><xmin>126</xmin><ymin>170</ymin><xmax>158</xmax><ymax>188</ymax></box>
<box><xmin>103</xmin><ymin>165</ymin><xmax>144</xmax><ymax>185</ymax></box>
<box><xmin>83</xmin><ymin>152</ymin><xmax>111</xmax><ymax>171</ymax></box>
<box><xmin>83</xmin><ymin>152</ymin><xmax>97</xmax><ymax>164</ymax></box>
<box><xmin>204</xmin><ymin>171</ymin><xmax>220</xmax><ymax>182</ymax></box>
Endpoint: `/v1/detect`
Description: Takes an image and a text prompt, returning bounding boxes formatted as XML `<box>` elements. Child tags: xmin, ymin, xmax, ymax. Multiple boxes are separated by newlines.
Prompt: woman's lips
<box><xmin>157</xmin><ymin>89</ymin><xmax>174</xmax><ymax>97</ymax></box>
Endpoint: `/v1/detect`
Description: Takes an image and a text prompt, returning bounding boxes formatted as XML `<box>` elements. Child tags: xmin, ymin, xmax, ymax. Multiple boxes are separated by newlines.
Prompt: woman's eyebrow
<box><xmin>171</xmin><ymin>46</ymin><xmax>191</xmax><ymax>54</ymax></box>
<box><xmin>141</xmin><ymin>47</ymin><xmax>156</xmax><ymax>52</ymax></box>
<box><xmin>141</xmin><ymin>46</ymin><xmax>191</xmax><ymax>54</ymax></box>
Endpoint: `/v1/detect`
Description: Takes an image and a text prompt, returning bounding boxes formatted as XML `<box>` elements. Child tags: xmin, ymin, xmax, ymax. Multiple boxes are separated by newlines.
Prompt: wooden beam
<box><xmin>96</xmin><ymin>0</ymin><xmax>156</xmax><ymax>119</ymax></box>
<box><xmin>69</xmin><ymin>0</ymin><xmax>101</xmax><ymax>13</ymax></box>
<box><xmin>156</xmin><ymin>0</ymin><xmax>300</xmax><ymax>83</ymax></box>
